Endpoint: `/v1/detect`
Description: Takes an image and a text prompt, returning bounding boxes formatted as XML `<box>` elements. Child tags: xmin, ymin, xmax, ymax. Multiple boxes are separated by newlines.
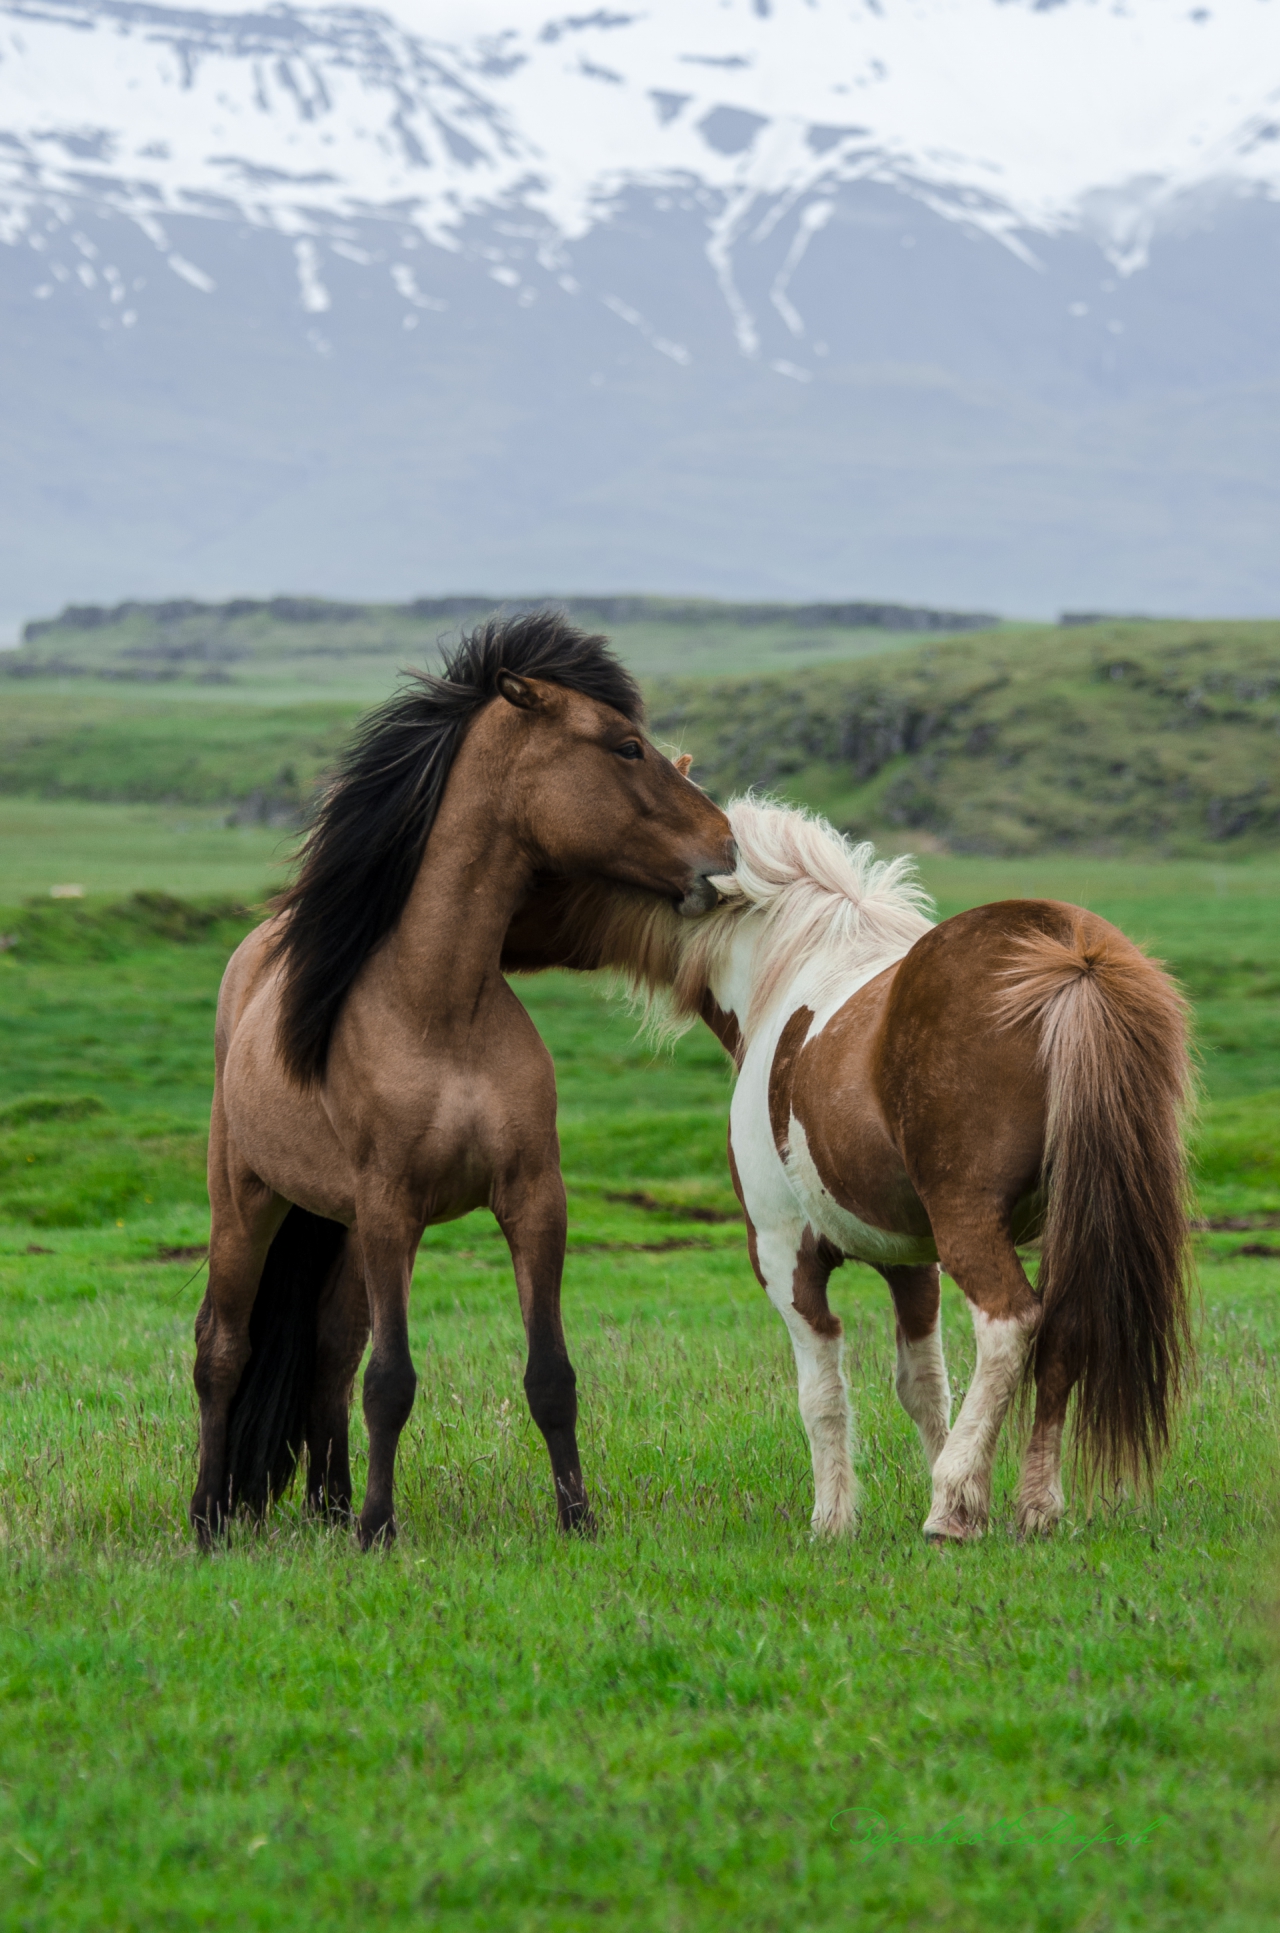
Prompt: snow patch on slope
<box><xmin>1</xmin><ymin>0</ymin><xmax>1278</xmax><ymax>336</ymax></box>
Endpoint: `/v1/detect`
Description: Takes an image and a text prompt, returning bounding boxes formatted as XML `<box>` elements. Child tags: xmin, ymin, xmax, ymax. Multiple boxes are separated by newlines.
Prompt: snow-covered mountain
<box><xmin>1</xmin><ymin>0</ymin><xmax>1279</xmax><ymax>623</ymax></box>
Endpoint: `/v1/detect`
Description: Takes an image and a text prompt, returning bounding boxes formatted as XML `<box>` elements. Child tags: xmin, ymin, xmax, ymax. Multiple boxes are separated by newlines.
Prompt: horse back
<box><xmin>874</xmin><ymin>899</ymin><xmax>1107</xmax><ymax>1210</ymax></box>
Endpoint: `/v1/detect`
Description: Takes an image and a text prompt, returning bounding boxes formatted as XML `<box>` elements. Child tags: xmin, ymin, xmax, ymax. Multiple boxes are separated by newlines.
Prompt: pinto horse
<box><xmin>502</xmin><ymin>797</ymin><xmax>1193</xmax><ymax>1543</ymax></box>
<box><xmin>192</xmin><ymin>614</ymin><xmax>734</xmax><ymax>1548</ymax></box>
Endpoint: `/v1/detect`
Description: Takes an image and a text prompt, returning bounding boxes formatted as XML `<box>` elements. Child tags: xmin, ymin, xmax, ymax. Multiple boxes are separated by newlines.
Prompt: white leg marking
<box><xmin>1017</xmin><ymin>1418</ymin><xmax>1066</xmax><ymax>1536</ymax></box>
<box><xmin>755</xmin><ymin>1226</ymin><xmax>857</xmax><ymax>1537</ymax></box>
<box><xmin>923</xmin><ymin>1308</ymin><xmax>1034</xmax><ymax>1542</ymax></box>
<box><xmin>895</xmin><ymin>1321</ymin><xmax>951</xmax><ymax>1471</ymax></box>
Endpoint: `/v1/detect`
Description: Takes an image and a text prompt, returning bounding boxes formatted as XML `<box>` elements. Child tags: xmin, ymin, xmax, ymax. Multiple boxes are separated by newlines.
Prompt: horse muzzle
<box><xmin>676</xmin><ymin>843</ymin><xmax>740</xmax><ymax>917</ymax></box>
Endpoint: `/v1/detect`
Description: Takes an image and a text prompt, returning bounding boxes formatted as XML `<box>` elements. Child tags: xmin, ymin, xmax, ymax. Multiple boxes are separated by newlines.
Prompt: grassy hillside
<box><xmin>4</xmin><ymin>611</ymin><xmax>1280</xmax><ymax>858</ymax></box>
<box><xmin>652</xmin><ymin>618</ymin><xmax>1280</xmax><ymax>855</ymax></box>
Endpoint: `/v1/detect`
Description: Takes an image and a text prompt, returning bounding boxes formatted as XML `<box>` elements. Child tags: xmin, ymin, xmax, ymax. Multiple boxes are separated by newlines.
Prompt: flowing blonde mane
<box><xmin>559</xmin><ymin>797</ymin><xmax>934</xmax><ymax>1044</ymax></box>
<box><xmin>712</xmin><ymin>798</ymin><xmax>935</xmax><ymax>1035</ymax></box>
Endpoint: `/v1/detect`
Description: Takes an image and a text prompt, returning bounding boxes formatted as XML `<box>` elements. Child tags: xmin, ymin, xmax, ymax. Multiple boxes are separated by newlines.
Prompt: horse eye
<box><xmin>615</xmin><ymin>740</ymin><xmax>644</xmax><ymax>760</ymax></box>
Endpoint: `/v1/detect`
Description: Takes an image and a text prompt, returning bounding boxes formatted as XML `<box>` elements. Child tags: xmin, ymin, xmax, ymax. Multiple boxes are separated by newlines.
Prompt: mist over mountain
<box><xmin>1</xmin><ymin>0</ymin><xmax>1278</xmax><ymax>627</ymax></box>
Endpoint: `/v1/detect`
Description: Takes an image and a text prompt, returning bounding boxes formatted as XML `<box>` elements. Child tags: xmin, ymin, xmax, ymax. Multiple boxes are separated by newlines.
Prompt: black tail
<box><xmin>225</xmin><ymin>1207</ymin><xmax>347</xmax><ymax>1514</ymax></box>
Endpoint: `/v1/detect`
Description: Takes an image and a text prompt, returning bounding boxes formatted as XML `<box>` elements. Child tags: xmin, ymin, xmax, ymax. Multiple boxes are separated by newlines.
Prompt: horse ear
<box><xmin>674</xmin><ymin>752</ymin><xmax>694</xmax><ymax>777</ymax></box>
<box><xmin>497</xmin><ymin>672</ymin><xmax>542</xmax><ymax>711</ymax></box>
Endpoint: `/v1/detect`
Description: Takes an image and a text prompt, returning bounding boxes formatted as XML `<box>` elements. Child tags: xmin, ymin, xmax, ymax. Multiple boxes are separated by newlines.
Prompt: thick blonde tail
<box><xmin>998</xmin><ymin>914</ymin><xmax>1193</xmax><ymax>1489</ymax></box>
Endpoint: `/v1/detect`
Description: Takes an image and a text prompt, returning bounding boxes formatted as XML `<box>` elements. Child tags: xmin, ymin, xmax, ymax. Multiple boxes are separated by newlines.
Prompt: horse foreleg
<box><xmin>922</xmin><ymin>1212</ymin><xmax>1038</xmax><ymax>1543</ymax></box>
<box><xmin>753</xmin><ymin>1222</ymin><xmax>856</xmax><ymax>1537</ymax></box>
<box><xmin>306</xmin><ymin>1243</ymin><xmax>370</xmax><ymax>1519</ymax></box>
<box><xmin>495</xmin><ymin>1171</ymin><xmax>591</xmax><ymax>1533</ymax></box>
<box><xmin>355</xmin><ymin>1214</ymin><xmax>421</xmax><ymax>1549</ymax></box>
<box><xmin>882</xmin><ymin>1263</ymin><xmax>951</xmax><ymax>1471</ymax></box>
<box><xmin>191</xmin><ymin>1109</ymin><xmax>287</xmax><ymax>1545</ymax></box>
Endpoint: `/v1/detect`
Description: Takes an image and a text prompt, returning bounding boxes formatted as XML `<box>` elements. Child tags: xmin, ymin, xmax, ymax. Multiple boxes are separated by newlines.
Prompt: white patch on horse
<box><xmin>784</xmin><ymin>1114</ymin><xmax>938</xmax><ymax>1270</ymax></box>
<box><xmin>895</xmin><ymin>1323</ymin><xmax>952</xmax><ymax>1471</ymax></box>
<box><xmin>730</xmin><ymin>1077</ymin><xmax>857</xmax><ymax>1537</ymax></box>
<box><xmin>924</xmin><ymin>1308</ymin><xmax>1035</xmax><ymax>1541</ymax></box>
<box><xmin>752</xmin><ymin>1225</ymin><xmax>856</xmax><ymax>1537</ymax></box>
<box><xmin>728</xmin><ymin>1020</ymin><xmax>803</xmax><ymax>1228</ymax></box>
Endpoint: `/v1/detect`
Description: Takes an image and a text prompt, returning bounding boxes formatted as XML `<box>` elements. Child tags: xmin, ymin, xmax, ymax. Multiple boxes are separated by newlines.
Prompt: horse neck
<box><xmin>379</xmin><ymin>752</ymin><xmax>532</xmax><ymax>1020</ymax></box>
<box><xmin>701</xmin><ymin>912</ymin><xmax>769</xmax><ymax>1035</ymax></box>
<box><xmin>699</xmin><ymin>903</ymin><xmax>843</xmax><ymax>1047</ymax></box>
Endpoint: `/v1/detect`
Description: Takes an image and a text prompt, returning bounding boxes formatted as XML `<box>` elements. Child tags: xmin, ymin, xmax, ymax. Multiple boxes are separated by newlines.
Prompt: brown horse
<box><xmin>502</xmin><ymin>796</ymin><xmax>1193</xmax><ymax>1542</ymax></box>
<box><xmin>192</xmin><ymin>615</ymin><xmax>734</xmax><ymax>1548</ymax></box>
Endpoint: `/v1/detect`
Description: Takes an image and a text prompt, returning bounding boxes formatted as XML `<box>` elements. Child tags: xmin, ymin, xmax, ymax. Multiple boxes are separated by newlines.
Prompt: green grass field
<box><xmin>1</xmin><ymin>831</ymin><xmax>1278</xmax><ymax>1928</ymax></box>
<box><xmin>0</xmin><ymin>798</ymin><xmax>291</xmax><ymax>905</ymax></box>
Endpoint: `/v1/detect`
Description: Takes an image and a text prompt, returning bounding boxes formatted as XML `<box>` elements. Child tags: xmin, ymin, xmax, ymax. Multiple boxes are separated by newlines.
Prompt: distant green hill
<box><xmin>0</xmin><ymin>692</ymin><xmax>357</xmax><ymax>821</ymax></box>
<box><xmin>3</xmin><ymin>593</ymin><xmax>988</xmax><ymax>690</ymax></box>
<box><xmin>650</xmin><ymin>618</ymin><xmax>1280</xmax><ymax>856</ymax></box>
<box><xmin>3</xmin><ymin>609</ymin><xmax>1279</xmax><ymax>855</ymax></box>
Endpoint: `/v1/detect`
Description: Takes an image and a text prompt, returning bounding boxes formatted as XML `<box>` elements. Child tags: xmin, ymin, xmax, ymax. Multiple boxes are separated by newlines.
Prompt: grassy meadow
<box><xmin>2</xmin><ymin>612</ymin><xmax>1280</xmax><ymax>1928</ymax></box>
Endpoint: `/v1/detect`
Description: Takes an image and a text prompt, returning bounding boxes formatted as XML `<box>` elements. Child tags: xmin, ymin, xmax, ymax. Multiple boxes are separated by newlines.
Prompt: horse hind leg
<box><xmin>191</xmin><ymin>1139</ymin><xmax>288</xmax><ymax>1545</ymax></box>
<box><xmin>756</xmin><ymin>1224</ymin><xmax>856</xmax><ymax>1537</ymax></box>
<box><xmin>305</xmin><ymin>1241</ymin><xmax>370</xmax><ymax>1519</ymax></box>
<box><xmin>921</xmin><ymin>1209</ymin><xmax>1039</xmax><ymax>1542</ymax></box>
<box><xmin>1016</xmin><ymin>1336</ymin><xmax>1070</xmax><ymax>1538</ymax></box>
<box><xmin>882</xmin><ymin>1262</ymin><xmax>951</xmax><ymax>1471</ymax></box>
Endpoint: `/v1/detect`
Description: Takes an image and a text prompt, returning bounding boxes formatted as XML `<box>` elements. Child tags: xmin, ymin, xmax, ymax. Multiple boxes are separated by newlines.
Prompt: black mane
<box><xmin>270</xmin><ymin>610</ymin><xmax>643</xmax><ymax>1083</ymax></box>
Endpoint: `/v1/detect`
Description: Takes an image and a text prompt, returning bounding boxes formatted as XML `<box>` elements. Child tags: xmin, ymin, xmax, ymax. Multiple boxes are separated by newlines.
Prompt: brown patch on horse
<box><xmin>791</xmin><ymin>1226</ymin><xmax>844</xmax><ymax>1338</ymax></box>
<box><xmin>731</xmin><ymin>1126</ymin><xmax>841</xmax><ymax>1337</ymax></box>
<box><xmin>881</xmin><ymin>1262</ymin><xmax>941</xmax><ymax>1343</ymax></box>
<box><xmin>768</xmin><ymin>1005</ymin><xmax>814</xmax><ymax>1158</ymax></box>
<box><xmin>698</xmin><ymin>988</ymin><xmax>744</xmax><ymax>1068</ymax></box>
<box><xmin>877</xmin><ymin>905</ymin><xmax>1059</xmax><ymax>1230</ymax></box>
<box><xmin>787</xmin><ymin>969</ymin><xmax>934</xmax><ymax>1241</ymax></box>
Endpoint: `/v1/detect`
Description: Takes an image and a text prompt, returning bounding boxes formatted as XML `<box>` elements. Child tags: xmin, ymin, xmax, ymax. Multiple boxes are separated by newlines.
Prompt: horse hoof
<box><xmin>1016</xmin><ymin>1500</ymin><xmax>1064</xmax><ymax>1540</ymax></box>
<box><xmin>358</xmin><ymin>1512</ymin><xmax>396</xmax><ymax>1551</ymax></box>
<box><xmin>189</xmin><ymin>1496</ymin><xmax>226</xmax><ymax>1550</ymax></box>
<box><xmin>809</xmin><ymin>1509</ymin><xmax>858</xmax><ymax>1540</ymax></box>
<box><xmin>923</xmin><ymin>1511</ymin><xmax>985</xmax><ymax>1544</ymax></box>
<box><xmin>561</xmin><ymin>1502</ymin><xmax>597</xmax><ymax>1538</ymax></box>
